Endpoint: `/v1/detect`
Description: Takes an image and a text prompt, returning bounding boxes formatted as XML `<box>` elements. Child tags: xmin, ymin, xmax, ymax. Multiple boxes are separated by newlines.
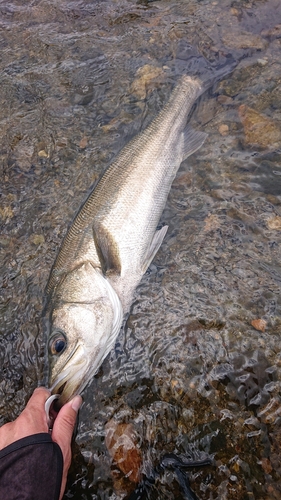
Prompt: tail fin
<box><xmin>174</xmin><ymin>39</ymin><xmax>238</xmax><ymax>93</ymax></box>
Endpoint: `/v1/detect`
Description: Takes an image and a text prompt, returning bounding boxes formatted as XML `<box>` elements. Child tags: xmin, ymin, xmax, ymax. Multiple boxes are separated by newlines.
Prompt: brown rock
<box><xmin>238</xmin><ymin>105</ymin><xmax>281</xmax><ymax>149</ymax></box>
<box><xmin>174</xmin><ymin>171</ymin><xmax>192</xmax><ymax>188</ymax></box>
<box><xmin>30</xmin><ymin>234</ymin><xmax>45</xmax><ymax>245</ymax></box>
<box><xmin>221</xmin><ymin>30</ymin><xmax>267</xmax><ymax>50</ymax></box>
<box><xmin>105</xmin><ymin>419</ymin><xmax>142</xmax><ymax>483</ymax></box>
<box><xmin>260</xmin><ymin>457</ymin><xmax>272</xmax><ymax>474</ymax></box>
<box><xmin>251</xmin><ymin>318</ymin><xmax>266</xmax><ymax>332</ymax></box>
<box><xmin>12</xmin><ymin>138</ymin><xmax>35</xmax><ymax>172</ymax></box>
<box><xmin>230</xmin><ymin>8</ymin><xmax>240</xmax><ymax>17</ymax></box>
<box><xmin>261</xmin><ymin>24</ymin><xmax>281</xmax><ymax>41</ymax></box>
<box><xmin>204</xmin><ymin>213</ymin><xmax>220</xmax><ymax>232</ymax></box>
<box><xmin>0</xmin><ymin>206</ymin><xmax>14</xmax><ymax>221</ymax></box>
<box><xmin>267</xmin><ymin>216</ymin><xmax>281</xmax><ymax>230</ymax></box>
<box><xmin>79</xmin><ymin>136</ymin><xmax>88</xmax><ymax>148</ymax></box>
<box><xmin>219</xmin><ymin>124</ymin><xmax>229</xmax><ymax>136</ymax></box>
<box><xmin>217</xmin><ymin>95</ymin><xmax>234</xmax><ymax>106</ymax></box>
<box><xmin>131</xmin><ymin>64</ymin><xmax>164</xmax><ymax>99</ymax></box>
<box><xmin>38</xmin><ymin>149</ymin><xmax>48</xmax><ymax>158</ymax></box>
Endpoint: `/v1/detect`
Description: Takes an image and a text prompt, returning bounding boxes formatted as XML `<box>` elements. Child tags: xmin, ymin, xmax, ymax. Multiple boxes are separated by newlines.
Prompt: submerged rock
<box><xmin>218</xmin><ymin>124</ymin><xmax>229</xmax><ymax>136</ymax></box>
<box><xmin>261</xmin><ymin>23</ymin><xmax>281</xmax><ymax>41</ymax></box>
<box><xmin>105</xmin><ymin>419</ymin><xmax>142</xmax><ymax>483</ymax></box>
<box><xmin>221</xmin><ymin>30</ymin><xmax>267</xmax><ymax>50</ymax></box>
<box><xmin>251</xmin><ymin>319</ymin><xmax>267</xmax><ymax>333</ymax></box>
<box><xmin>131</xmin><ymin>64</ymin><xmax>164</xmax><ymax>99</ymax></box>
<box><xmin>267</xmin><ymin>216</ymin><xmax>281</xmax><ymax>230</ymax></box>
<box><xmin>238</xmin><ymin>105</ymin><xmax>281</xmax><ymax>149</ymax></box>
<box><xmin>11</xmin><ymin>137</ymin><xmax>35</xmax><ymax>172</ymax></box>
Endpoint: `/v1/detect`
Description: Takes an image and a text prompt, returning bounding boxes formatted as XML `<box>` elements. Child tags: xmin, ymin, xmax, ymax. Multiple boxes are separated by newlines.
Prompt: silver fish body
<box><xmin>44</xmin><ymin>75</ymin><xmax>207</xmax><ymax>404</ymax></box>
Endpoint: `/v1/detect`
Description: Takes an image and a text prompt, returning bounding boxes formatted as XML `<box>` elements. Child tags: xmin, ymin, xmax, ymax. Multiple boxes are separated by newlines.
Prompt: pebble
<box><xmin>257</xmin><ymin>58</ymin><xmax>268</xmax><ymax>66</ymax></box>
<box><xmin>251</xmin><ymin>318</ymin><xmax>266</xmax><ymax>333</ymax></box>
<box><xmin>267</xmin><ymin>216</ymin><xmax>281</xmax><ymax>230</ymax></box>
<box><xmin>38</xmin><ymin>149</ymin><xmax>48</xmax><ymax>158</ymax></box>
<box><xmin>79</xmin><ymin>137</ymin><xmax>88</xmax><ymax>149</ymax></box>
<box><xmin>230</xmin><ymin>8</ymin><xmax>240</xmax><ymax>17</ymax></box>
<box><xmin>0</xmin><ymin>206</ymin><xmax>14</xmax><ymax>220</ymax></box>
<box><xmin>219</xmin><ymin>124</ymin><xmax>229</xmax><ymax>136</ymax></box>
<box><xmin>260</xmin><ymin>457</ymin><xmax>272</xmax><ymax>474</ymax></box>
<box><xmin>204</xmin><ymin>213</ymin><xmax>220</xmax><ymax>231</ymax></box>
<box><xmin>217</xmin><ymin>95</ymin><xmax>234</xmax><ymax>106</ymax></box>
<box><xmin>30</xmin><ymin>234</ymin><xmax>45</xmax><ymax>245</ymax></box>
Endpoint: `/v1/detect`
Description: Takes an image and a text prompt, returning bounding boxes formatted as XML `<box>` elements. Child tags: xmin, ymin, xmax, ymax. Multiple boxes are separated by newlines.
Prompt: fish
<box><xmin>43</xmin><ymin>75</ymin><xmax>207</xmax><ymax>405</ymax></box>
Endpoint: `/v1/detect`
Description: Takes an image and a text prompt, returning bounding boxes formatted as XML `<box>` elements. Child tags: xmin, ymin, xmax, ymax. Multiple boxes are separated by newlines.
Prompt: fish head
<box><xmin>46</xmin><ymin>263</ymin><xmax>123</xmax><ymax>406</ymax></box>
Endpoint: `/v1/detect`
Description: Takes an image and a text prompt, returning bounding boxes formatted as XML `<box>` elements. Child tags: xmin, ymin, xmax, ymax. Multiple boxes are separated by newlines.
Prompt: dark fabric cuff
<box><xmin>0</xmin><ymin>433</ymin><xmax>63</xmax><ymax>500</ymax></box>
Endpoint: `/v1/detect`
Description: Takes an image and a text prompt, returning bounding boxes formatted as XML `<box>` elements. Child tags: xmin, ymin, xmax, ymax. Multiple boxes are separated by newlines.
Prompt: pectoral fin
<box><xmin>182</xmin><ymin>126</ymin><xmax>208</xmax><ymax>161</ymax></box>
<box><xmin>142</xmin><ymin>225</ymin><xmax>168</xmax><ymax>274</ymax></box>
<box><xmin>93</xmin><ymin>224</ymin><xmax>122</xmax><ymax>275</ymax></box>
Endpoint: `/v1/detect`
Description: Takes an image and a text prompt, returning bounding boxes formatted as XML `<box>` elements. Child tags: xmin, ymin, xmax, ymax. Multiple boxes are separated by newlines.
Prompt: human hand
<box><xmin>0</xmin><ymin>387</ymin><xmax>82</xmax><ymax>500</ymax></box>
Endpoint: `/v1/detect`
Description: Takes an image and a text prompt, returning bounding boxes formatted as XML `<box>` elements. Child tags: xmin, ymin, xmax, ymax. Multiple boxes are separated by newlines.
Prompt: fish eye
<box><xmin>49</xmin><ymin>330</ymin><xmax>67</xmax><ymax>356</ymax></box>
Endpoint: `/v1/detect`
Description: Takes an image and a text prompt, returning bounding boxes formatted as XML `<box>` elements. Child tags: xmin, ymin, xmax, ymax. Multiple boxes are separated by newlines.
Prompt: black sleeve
<box><xmin>0</xmin><ymin>433</ymin><xmax>63</xmax><ymax>500</ymax></box>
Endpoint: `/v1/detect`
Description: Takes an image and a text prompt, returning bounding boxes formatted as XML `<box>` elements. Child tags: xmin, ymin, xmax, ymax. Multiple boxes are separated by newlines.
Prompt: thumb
<box><xmin>51</xmin><ymin>396</ymin><xmax>82</xmax><ymax>500</ymax></box>
<box><xmin>52</xmin><ymin>396</ymin><xmax>82</xmax><ymax>455</ymax></box>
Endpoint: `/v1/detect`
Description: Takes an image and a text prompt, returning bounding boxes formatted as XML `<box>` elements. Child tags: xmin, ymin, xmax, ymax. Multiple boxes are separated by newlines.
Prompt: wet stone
<box><xmin>30</xmin><ymin>234</ymin><xmax>45</xmax><ymax>246</ymax></box>
<box><xmin>105</xmin><ymin>419</ymin><xmax>142</xmax><ymax>483</ymax></box>
<box><xmin>221</xmin><ymin>30</ymin><xmax>267</xmax><ymax>50</ymax></box>
<box><xmin>267</xmin><ymin>216</ymin><xmax>281</xmax><ymax>230</ymax></box>
<box><xmin>261</xmin><ymin>24</ymin><xmax>281</xmax><ymax>41</ymax></box>
<box><xmin>130</xmin><ymin>64</ymin><xmax>165</xmax><ymax>99</ymax></box>
<box><xmin>79</xmin><ymin>136</ymin><xmax>88</xmax><ymax>149</ymax></box>
<box><xmin>38</xmin><ymin>149</ymin><xmax>48</xmax><ymax>158</ymax></box>
<box><xmin>219</xmin><ymin>124</ymin><xmax>229</xmax><ymax>136</ymax></box>
<box><xmin>11</xmin><ymin>138</ymin><xmax>35</xmax><ymax>172</ymax></box>
<box><xmin>251</xmin><ymin>319</ymin><xmax>267</xmax><ymax>333</ymax></box>
<box><xmin>238</xmin><ymin>105</ymin><xmax>281</xmax><ymax>149</ymax></box>
<box><xmin>217</xmin><ymin>95</ymin><xmax>234</xmax><ymax>106</ymax></box>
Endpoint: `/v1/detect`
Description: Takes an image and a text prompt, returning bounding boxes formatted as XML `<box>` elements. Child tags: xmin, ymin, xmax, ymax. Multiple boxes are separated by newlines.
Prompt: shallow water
<box><xmin>1</xmin><ymin>0</ymin><xmax>281</xmax><ymax>498</ymax></box>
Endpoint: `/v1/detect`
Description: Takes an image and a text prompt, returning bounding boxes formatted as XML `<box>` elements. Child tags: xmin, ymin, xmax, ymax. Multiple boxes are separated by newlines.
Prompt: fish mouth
<box><xmin>50</xmin><ymin>344</ymin><xmax>89</xmax><ymax>406</ymax></box>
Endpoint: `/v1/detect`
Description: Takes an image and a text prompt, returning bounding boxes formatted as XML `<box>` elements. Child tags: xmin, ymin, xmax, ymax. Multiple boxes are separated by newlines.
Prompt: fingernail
<box><xmin>35</xmin><ymin>386</ymin><xmax>51</xmax><ymax>394</ymax></box>
<box><xmin>71</xmin><ymin>395</ymin><xmax>82</xmax><ymax>413</ymax></box>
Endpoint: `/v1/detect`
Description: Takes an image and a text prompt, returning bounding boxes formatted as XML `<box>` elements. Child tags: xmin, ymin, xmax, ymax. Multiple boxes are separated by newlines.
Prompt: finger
<box><xmin>25</xmin><ymin>387</ymin><xmax>51</xmax><ymax>409</ymax></box>
<box><xmin>52</xmin><ymin>396</ymin><xmax>82</xmax><ymax>451</ymax></box>
<box><xmin>53</xmin><ymin>396</ymin><xmax>82</xmax><ymax>500</ymax></box>
<box><xmin>22</xmin><ymin>387</ymin><xmax>51</xmax><ymax>428</ymax></box>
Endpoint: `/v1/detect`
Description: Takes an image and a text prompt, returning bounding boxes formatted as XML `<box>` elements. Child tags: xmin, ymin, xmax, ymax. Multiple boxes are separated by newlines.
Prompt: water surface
<box><xmin>1</xmin><ymin>0</ymin><xmax>281</xmax><ymax>498</ymax></box>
